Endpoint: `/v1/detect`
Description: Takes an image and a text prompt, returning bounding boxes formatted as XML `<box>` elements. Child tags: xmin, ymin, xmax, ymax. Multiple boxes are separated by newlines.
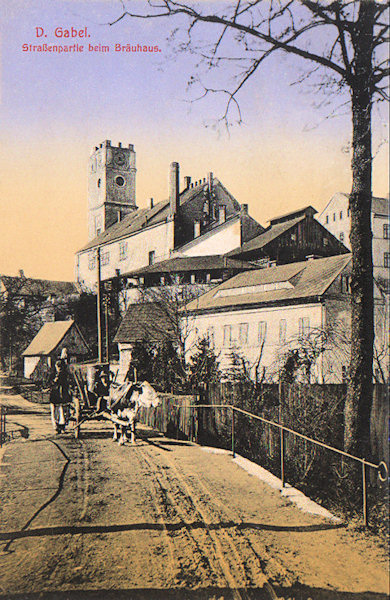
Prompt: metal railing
<box><xmin>177</xmin><ymin>403</ymin><xmax>388</xmax><ymax>527</ymax></box>
<box><xmin>0</xmin><ymin>407</ymin><xmax>6</xmax><ymax>447</ymax></box>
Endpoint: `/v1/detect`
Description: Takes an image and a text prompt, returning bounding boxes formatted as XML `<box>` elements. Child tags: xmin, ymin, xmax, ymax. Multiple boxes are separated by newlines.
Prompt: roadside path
<box><xmin>0</xmin><ymin>394</ymin><xmax>388</xmax><ymax>600</ymax></box>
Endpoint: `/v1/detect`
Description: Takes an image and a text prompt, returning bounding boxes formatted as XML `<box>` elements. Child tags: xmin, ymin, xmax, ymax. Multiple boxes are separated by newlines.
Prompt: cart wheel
<box><xmin>72</xmin><ymin>395</ymin><xmax>81</xmax><ymax>439</ymax></box>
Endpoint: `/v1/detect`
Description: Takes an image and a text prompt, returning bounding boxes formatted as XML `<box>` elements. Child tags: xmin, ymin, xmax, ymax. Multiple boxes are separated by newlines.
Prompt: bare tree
<box><xmin>111</xmin><ymin>0</ymin><xmax>389</xmax><ymax>457</ymax></box>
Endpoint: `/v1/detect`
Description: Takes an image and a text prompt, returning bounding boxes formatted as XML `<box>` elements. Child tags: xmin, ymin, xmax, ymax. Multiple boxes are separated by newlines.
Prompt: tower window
<box><xmin>148</xmin><ymin>250</ymin><xmax>155</xmax><ymax>265</ymax></box>
<box><xmin>325</xmin><ymin>215</ymin><xmax>329</xmax><ymax>224</ymax></box>
<box><xmin>97</xmin><ymin>178</ymin><xmax>101</xmax><ymax>188</ymax></box>
<box><xmin>115</xmin><ymin>176</ymin><xmax>125</xmax><ymax>187</ymax></box>
<box><xmin>384</xmin><ymin>224</ymin><xmax>389</xmax><ymax>239</ymax></box>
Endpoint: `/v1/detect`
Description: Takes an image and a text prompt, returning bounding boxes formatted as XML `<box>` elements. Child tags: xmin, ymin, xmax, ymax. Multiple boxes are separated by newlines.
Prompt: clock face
<box><xmin>115</xmin><ymin>153</ymin><xmax>126</xmax><ymax>166</ymax></box>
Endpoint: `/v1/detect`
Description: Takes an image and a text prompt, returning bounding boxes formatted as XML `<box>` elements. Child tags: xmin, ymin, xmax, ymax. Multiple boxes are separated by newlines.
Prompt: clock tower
<box><xmin>88</xmin><ymin>140</ymin><xmax>137</xmax><ymax>240</ymax></box>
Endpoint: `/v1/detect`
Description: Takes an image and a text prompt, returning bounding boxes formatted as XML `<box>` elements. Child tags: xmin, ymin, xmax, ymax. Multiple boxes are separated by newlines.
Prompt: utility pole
<box><xmin>96</xmin><ymin>247</ymin><xmax>103</xmax><ymax>363</ymax></box>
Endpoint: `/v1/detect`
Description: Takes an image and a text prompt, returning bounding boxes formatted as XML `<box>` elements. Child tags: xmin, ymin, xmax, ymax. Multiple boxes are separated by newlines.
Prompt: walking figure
<box><xmin>49</xmin><ymin>356</ymin><xmax>71</xmax><ymax>434</ymax></box>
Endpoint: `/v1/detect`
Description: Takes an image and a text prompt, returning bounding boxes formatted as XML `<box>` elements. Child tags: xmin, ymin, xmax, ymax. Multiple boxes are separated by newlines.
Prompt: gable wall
<box><xmin>76</xmin><ymin>220</ymin><xmax>174</xmax><ymax>289</ymax></box>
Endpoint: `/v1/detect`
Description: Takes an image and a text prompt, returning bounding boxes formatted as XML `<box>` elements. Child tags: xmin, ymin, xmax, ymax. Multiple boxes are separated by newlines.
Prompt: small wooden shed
<box><xmin>22</xmin><ymin>320</ymin><xmax>90</xmax><ymax>379</ymax></box>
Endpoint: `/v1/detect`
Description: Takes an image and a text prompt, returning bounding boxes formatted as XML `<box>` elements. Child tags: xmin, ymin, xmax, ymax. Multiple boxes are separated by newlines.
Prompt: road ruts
<box><xmin>136</xmin><ymin>442</ymin><xmax>280</xmax><ymax>599</ymax></box>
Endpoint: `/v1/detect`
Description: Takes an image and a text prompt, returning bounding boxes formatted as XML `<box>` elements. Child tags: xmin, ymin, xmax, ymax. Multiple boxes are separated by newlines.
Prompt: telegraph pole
<box><xmin>96</xmin><ymin>247</ymin><xmax>103</xmax><ymax>363</ymax></box>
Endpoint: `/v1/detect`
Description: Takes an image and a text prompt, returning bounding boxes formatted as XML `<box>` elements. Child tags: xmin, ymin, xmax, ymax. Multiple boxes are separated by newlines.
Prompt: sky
<box><xmin>0</xmin><ymin>0</ymin><xmax>388</xmax><ymax>281</ymax></box>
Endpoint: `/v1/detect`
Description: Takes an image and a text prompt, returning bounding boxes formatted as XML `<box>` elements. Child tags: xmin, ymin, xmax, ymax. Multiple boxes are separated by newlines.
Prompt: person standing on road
<box><xmin>49</xmin><ymin>357</ymin><xmax>71</xmax><ymax>434</ymax></box>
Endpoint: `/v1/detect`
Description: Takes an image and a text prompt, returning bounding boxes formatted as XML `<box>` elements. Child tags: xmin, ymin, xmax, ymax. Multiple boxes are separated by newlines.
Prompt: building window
<box><xmin>101</xmin><ymin>251</ymin><xmax>110</xmax><ymax>266</ymax></box>
<box><xmin>347</xmin><ymin>208</ymin><xmax>350</xmax><ymax>217</ymax></box>
<box><xmin>258</xmin><ymin>321</ymin><xmax>267</xmax><ymax>344</ymax></box>
<box><xmin>279</xmin><ymin>319</ymin><xmax>287</xmax><ymax>344</ymax></box>
<box><xmin>333</xmin><ymin>213</ymin><xmax>336</xmax><ymax>222</ymax></box>
<box><xmin>339</xmin><ymin>210</ymin><xmax>343</xmax><ymax>220</ymax></box>
<box><xmin>97</xmin><ymin>178</ymin><xmax>101</xmax><ymax>188</ymax></box>
<box><xmin>325</xmin><ymin>215</ymin><xmax>329</xmax><ymax>224</ymax></box>
<box><xmin>239</xmin><ymin>323</ymin><xmax>249</xmax><ymax>346</ymax></box>
<box><xmin>88</xmin><ymin>252</ymin><xmax>96</xmax><ymax>270</ymax></box>
<box><xmin>340</xmin><ymin>232</ymin><xmax>345</xmax><ymax>242</ymax></box>
<box><xmin>341</xmin><ymin>274</ymin><xmax>352</xmax><ymax>293</ymax></box>
<box><xmin>385</xmin><ymin>252</ymin><xmax>390</xmax><ymax>268</ymax></box>
<box><xmin>223</xmin><ymin>325</ymin><xmax>232</xmax><ymax>347</ymax></box>
<box><xmin>119</xmin><ymin>241</ymin><xmax>128</xmax><ymax>261</ymax></box>
<box><xmin>95</xmin><ymin>215</ymin><xmax>102</xmax><ymax>237</ymax></box>
<box><xmin>298</xmin><ymin>317</ymin><xmax>310</xmax><ymax>337</ymax></box>
<box><xmin>190</xmin><ymin>273</ymin><xmax>196</xmax><ymax>284</ymax></box>
<box><xmin>384</xmin><ymin>224</ymin><xmax>389</xmax><ymax>239</ymax></box>
<box><xmin>207</xmin><ymin>326</ymin><xmax>215</xmax><ymax>348</ymax></box>
<box><xmin>148</xmin><ymin>250</ymin><xmax>156</xmax><ymax>265</ymax></box>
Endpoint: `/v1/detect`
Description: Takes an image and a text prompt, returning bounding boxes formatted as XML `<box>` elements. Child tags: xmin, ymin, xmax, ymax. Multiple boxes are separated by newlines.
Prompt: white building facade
<box><xmin>317</xmin><ymin>192</ymin><xmax>389</xmax><ymax>279</ymax></box>
<box><xmin>183</xmin><ymin>254</ymin><xmax>389</xmax><ymax>384</ymax></box>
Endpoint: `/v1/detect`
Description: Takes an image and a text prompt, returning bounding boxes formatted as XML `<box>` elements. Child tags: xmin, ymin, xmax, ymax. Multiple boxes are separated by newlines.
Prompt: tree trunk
<box><xmin>344</xmin><ymin>2</ymin><xmax>375</xmax><ymax>459</ymax></box>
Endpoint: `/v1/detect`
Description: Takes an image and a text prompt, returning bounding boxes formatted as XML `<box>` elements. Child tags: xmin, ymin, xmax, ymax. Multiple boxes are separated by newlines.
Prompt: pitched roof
<box><xmin>22</xmin><ymin>321</ymin><xmax>75</xmax><ymax>356</ymax></box>
<box><xmin>269</xmin><ymin>206</ymin><xmax>317</xmax><ymax>226</ymax></box>
<box><xmin>184</xmin><ymin>254</ymin><xmax>352</xmax><ymax>313</ymax></box>
<box><xmin>114</xmin><ymin>303</ymin><xmax>177</xmax><ymax>344</ymax></box>
<box><xmin>0</xmin><ymin>275</ymin><xmax>78</xmax><ymax>297</ymax></box>
<box><xmin>124</xmin><ymin>255</ymin><xmax>257</xmax><ymax>277</ymax></box>
<box><xmin>78</xmin><ymin>178</ymin><xmax>262</xmax><ymax>253</ymax></box>
<box><xmin>226</xmin><ymin>215</ymin><xmax>306</xmax><ymax>257</ymax></box>
<box><xmin>79</xmin><ymin>199</ymin><xmax>171</xmax><ymax>252</ymax></box>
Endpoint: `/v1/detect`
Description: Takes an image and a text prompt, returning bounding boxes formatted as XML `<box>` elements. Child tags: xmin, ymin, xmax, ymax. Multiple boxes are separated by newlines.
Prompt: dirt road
<box><xmin>0</xmin><ymin>396</ymin><xmax>388</xmax><ymax>600</ymax></box>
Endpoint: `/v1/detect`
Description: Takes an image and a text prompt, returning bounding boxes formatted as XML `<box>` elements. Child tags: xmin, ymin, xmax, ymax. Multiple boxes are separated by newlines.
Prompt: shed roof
<box><xmin>124</xmin><ymin>255</ymin><xmax>256</xmax><ymax>277</ymax></box>
<box><xmin>23</xmin><ymin>320</ymin><xmax>78</xmax><ymax>356</ymax></box>
<box><xmin>184</xmin><ymin>254</ymin><xmax>352</xmax><ymax>313</ymax></box>
<box><xmin>227</xmin><ymin>215</ymin><xmax>306</xmax><ymax>257</ymax></box>
<box><xmin>114</xmin><ymin>303</ymin><xmax>177</xmax><ymax>344</ymax></box>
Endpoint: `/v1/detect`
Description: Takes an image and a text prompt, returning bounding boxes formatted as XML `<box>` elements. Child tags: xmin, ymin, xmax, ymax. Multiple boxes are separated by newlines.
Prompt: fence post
<box><xmin>231</xmin><ymin>407</ymin><xmax>235</xmax><ymax>458</ymax></box>
<box><xmin>280</xmin><ymin>427</ymin><xmax>285</xmax><ymax>488</ymax></box>
<box><xmin>362</xmin><ymin>459</ymin><xmax>368</xmax><ymax>527</ymax></box>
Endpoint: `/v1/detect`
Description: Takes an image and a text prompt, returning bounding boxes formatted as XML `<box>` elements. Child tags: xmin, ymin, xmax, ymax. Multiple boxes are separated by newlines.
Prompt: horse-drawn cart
<box><xmin>69</xmin><ymin>363</ymin><xmax>160</xmax><ymax>442</ymax></box>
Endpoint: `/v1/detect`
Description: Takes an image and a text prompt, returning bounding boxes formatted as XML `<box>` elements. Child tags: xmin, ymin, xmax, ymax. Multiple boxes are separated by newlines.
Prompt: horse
<box><xmin>108</xmin><ymin>381</ymin><xmax>160</xmax><ymax>445</ymax></box>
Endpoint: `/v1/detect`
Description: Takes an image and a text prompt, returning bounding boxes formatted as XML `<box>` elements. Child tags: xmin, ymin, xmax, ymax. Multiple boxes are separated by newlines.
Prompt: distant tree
<box><xmin>187</xmin><ymin>336</ymin><xmax>220</xmax><ymax>389</ymax></box>
<box><xmin>112</xmin><ymin>0</ymin><xmax>389</xmax><ymax>457</ymax></box>
<box><xmin>129</xmin><ymin>340</ymin><xmax>155</xmax><ymax>381</ymax></box>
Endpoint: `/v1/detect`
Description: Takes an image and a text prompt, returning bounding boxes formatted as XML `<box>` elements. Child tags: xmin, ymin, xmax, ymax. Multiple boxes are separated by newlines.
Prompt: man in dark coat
<box><xmin>49</xmin><ymin>358</ymin><xmax>71</xmax><ymax>433</ymax></box>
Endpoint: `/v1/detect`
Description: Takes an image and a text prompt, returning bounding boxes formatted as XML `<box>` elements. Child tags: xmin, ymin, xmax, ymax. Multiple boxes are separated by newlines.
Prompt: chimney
<box><xmin>207</xmin><ymin>172</ymin><xmax>213</xmax><ymax>192</ymax></box>
<box><xmin>118</xmin><ymin>142</ymin><xmax>122</xmax><ymax>148</ymax></box>
<box><xmin>184</xmin><ymin>176</ymin><xmax>191</xmax><ymax>189</ymax></box>
<box><xmin>241</xmin><ymin>203</ymin><xmax>248</xmax><ymax>214</ymax></box>
<box><xmin>150</xmin><ymin>197</ymin><xmax>154</xmax><ymax>209</ymax></box>
<box><xmin>219</xmin><ymin>205</ymin><xmax>226</xmax><ymax>224</ymax></box>
<box><xmin>19</xmin><ymin>269</ymin><xmax>25</xmax><ymax>278</ymax></box>
<box><xmin>194</xmin><ymin>220</ymin><xmax>201</xmax><ymax>238</ymax></box>
<box><xmin>169</xmin><ymin>162</ymin><xmax>180</xmax><ymax>217</ymax></box>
